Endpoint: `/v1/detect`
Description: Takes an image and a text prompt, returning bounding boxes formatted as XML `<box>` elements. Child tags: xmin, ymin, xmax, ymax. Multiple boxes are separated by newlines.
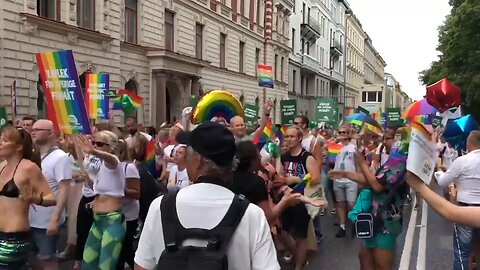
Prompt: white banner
<box><xmin>407</xmin><ymin>123</ymin><xmax>437</xmax><ymax>184</ymax></box>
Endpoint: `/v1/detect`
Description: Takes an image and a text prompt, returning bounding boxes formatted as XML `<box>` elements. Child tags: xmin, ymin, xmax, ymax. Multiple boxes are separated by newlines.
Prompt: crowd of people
<box><xmin>0</xmin><ymin>101</ymin><xmax>479</xmax><ymax>270</ymax></box>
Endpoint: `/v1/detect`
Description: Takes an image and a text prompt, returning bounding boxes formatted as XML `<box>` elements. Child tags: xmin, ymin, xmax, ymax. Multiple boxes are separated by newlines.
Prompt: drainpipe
<box><xmin>343</xmin><ymin>9</ymin><xmax>352</xmax><ymax>116</ymax></box>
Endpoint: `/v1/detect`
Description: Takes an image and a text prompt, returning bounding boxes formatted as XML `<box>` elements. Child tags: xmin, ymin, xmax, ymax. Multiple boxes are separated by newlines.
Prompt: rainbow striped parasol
<box><xmin>402</xmin><ymin>99</ymin><xmax>438</xmax><ymax>121</ymax></box>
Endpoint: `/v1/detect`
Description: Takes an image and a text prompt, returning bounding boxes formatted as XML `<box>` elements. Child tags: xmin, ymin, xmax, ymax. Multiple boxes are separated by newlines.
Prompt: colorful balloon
<box><xmin>426</xmin><ymin>78</ymin><xmax>462</xmax><ymax>112</ymax></box>
<box><xmin>443</xmin><ymin>114</ymin><xmax>479</xmax><ymax>152</ymax></box>
<box><xmin>191</xmin><ymin>90</ymin><xmax>245</xmax><ymax>124</ymax></box>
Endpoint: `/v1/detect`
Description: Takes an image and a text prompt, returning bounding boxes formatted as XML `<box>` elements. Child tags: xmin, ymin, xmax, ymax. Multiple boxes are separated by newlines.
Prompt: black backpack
<box><xmin>157</xmin><ymin>191</ymin><xmax>250</xmax><ymax>270</ymax></box>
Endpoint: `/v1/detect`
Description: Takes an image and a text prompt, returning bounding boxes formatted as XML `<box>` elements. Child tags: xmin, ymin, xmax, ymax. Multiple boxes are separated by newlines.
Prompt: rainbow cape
<box><xmin>292</xmin><ymin>173</ymin><xmax>312</xmax><ymax>195</ymax></box>
<box><xmin>113</xmin><ymin>89</ymin><xmax>143</xmax><ymax>114</ymax></box>
<box><xmin>327</xmin><ymin>141</ymin><xmax>343</xmax><ymax>163</ymax></box>
<box><xmin>145</xmin><ymin>139</ymin><xmax>158</xmax><ymax>178</ymax></box>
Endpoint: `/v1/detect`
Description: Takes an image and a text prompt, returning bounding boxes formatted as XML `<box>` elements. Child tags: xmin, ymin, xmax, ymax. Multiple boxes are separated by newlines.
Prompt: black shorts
<box><xmin>280</xmin><ymin>203</ymin><xmax>310</xmax><ymax>239</ymax></box>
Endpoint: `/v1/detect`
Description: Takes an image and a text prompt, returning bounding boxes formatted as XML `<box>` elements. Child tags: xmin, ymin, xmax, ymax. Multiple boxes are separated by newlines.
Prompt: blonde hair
<box><xmin>97</xmin><ymin>130</ymin><xmax>119</xmax><ymax>152</ymax></box>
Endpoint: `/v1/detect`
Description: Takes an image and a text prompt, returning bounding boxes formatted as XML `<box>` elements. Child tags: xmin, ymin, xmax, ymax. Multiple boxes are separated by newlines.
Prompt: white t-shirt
<box><xmin>122</xmin><ymin>162</ymin><xmax>141</xmax><ymax>221</ymax></box>
<box><xmin>167</xmin><ymin>165</ymin><xmax>190</xmax><ymax>189</ymax></box>
<box><xmin>333</xmin><ymin>143</ymin><xmax>357</xmax><ymax>183</ymax></box>
<box><xmin>134</xmin><ymin>183</ymin><xmax>280</xmax><ymax>270</ymax></box>
<box><xmin>30</xmin><ymin>148</ymin><xmax>73</xmax><ymax>229</ymax></box>
<box><xmin>302</xmin><ymin>134</ymin><xmax>315</xmax><ymax>152</ymax></box>
<box><xmin>163</xmin><ymin>144</ymin><xmax>176</xmax><ymax>171</ymax></box>
<box><xmin>93</xmin><ymin>157</ymin><xmax>125</xmax><ymax>197</ymax></box>
<box><xmin>126</xmin><ymin>132</ymin><xmax>153</xmax><ymax>148</ymax></box>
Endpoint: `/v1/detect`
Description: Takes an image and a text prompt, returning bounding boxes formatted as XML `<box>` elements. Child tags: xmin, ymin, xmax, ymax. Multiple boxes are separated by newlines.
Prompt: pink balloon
<box><xmin>426</xmin><ymin>78</ymin><xmax>462</xmax><ymax>112</ymax></box>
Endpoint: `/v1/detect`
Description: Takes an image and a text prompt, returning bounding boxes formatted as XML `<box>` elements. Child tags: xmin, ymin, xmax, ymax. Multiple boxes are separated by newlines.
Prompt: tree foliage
<box><xmin>419</xmin><ymin>0</ymin><xmax>480</xmax><ymax>120</ymax></box>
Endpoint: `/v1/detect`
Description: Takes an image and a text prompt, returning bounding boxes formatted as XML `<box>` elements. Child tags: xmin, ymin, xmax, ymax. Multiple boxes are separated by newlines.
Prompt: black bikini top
<box><xmin>0</xmin><ymin>160</ymin><xmax>22</xmax><ymax>198</ymax></box>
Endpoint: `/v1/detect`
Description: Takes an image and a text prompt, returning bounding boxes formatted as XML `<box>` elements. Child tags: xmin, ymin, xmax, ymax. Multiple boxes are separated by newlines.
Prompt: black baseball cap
<box><xmin>176</xmin><ymin>122</ymin><xmax>236</xmax><ymax>167</ymax></box>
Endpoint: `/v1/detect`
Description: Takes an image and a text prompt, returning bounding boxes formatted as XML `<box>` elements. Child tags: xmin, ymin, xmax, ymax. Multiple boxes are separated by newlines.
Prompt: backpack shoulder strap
<box><xmin>209</xmin><ymin>195</ymin><xmax>250</xmax><ymax>251</ymax></box>
<box><xmin>160</xmin><ymin>190</ymin><xmax>212</xmax><ymax>251</ymax></box>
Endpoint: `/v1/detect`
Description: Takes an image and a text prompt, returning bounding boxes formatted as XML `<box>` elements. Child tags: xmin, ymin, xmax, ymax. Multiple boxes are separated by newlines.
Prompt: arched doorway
<box><xmin>124</xmin><ymin>79</ymin><xmax>138</xmax><ymax>119</ymax></box>
<box><xmin>166</xmin><ymin>80</ymin><xmax>181</xmax><ymax>124</ymax></box>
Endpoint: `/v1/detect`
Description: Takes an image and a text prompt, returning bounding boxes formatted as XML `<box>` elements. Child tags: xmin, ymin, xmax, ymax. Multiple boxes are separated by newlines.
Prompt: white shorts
<box><xmin>333</xmin><ymin>180</ymin><xmax>358</xmax><ymax>204</ymax></box>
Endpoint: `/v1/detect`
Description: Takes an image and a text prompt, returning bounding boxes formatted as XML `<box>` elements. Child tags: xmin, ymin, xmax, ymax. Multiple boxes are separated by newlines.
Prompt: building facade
<box><xmin>358</xmin><ymin>35</ymin><xmax>387</xmax><ymax>113</ymax></box>
<box><xmin>0</xmin><ymin>0</ymin><xmax>292</xmax><ymax>127</ymax></box>
<box><xmin>345</xmin><ymin>13</ymin><xmax>365</xmax><ymax>109</ymax></box>
<box><xmin>288</xmin><ymin>0</ymin><xmax>348</xmax><ymax>121</ymax></box>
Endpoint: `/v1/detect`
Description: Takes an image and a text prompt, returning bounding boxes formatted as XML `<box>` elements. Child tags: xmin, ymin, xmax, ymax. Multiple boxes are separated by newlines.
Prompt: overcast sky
<box><xmin>348</xmin><ymin>0</ymin><xmax>451</xmax><ymax>101</ymax></box>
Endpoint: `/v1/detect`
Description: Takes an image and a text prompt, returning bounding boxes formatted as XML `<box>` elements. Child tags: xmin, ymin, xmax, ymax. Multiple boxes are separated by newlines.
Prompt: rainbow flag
<box><xmin>145</xmin><ymin>139</ymin><xmax>159</xmax><ymax>178</ymax></box>
<box><xmin>257</xmin><ymin>64</ymin><xmax>274</xmax><ymax>89</ymax></box>
<box><xmin>345</xmin><ymin>108</ymin><xmax>355</xmax><ymax>117</ymax></box>
<box><xmin>273</xmin><ymin>125</ymin><xmax>288</xmax><ymax>142</ymax></box>
<box><xmin>86</xmin><ymin>73</ymin><xmax>110</xmax><ymax>120</ymax></box>
<box><xmin>292</xmin><ymin>173</ymin><xmax>312</xmax><ymax>195</ymax></box>
<box><xmin>36</xmin><ymin>50</ymin><xmax>92</xmax><ymax>134</ymax></box>
<box><xmin>10</xmin><ymin>81</ymin><xmax>16</xmax><ymax>121</ymax></box>
<box><xmin>327</xmin><ymin>141</ymin><xmax>343</xmax><ymax>163</ymax></box>
<box><xmin>113</xmin><ymin>89</ymin><xmax>143</xmax><ymax>113</ymax></box>
<box><xmin>253</xmin><ymin>119</ymin><xmax>274</xmax><ymax>148</ymax></box>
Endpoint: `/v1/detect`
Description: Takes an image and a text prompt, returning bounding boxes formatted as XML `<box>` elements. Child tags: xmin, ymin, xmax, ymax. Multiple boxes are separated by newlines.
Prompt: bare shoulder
<box><xmin>20</xmin><ymin>160</ymin><xmax>41</xmax><ymax>174</ymax></box>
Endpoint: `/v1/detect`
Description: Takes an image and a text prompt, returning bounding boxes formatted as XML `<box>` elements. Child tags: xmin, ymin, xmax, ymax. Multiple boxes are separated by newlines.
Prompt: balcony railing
<box><xmin>301</xmin><ymin>54</ymin><xmax>321</xmax><ymax>73</ymax></box>
<box><xmin>300</xmin><ymin>15</ymin><xmax>321</xmax><ymax>43</ymax></box>
<box><xmin>330</xmin><ymin>39</ymin><xmax>343</xmax><ymax>60</ymax></box>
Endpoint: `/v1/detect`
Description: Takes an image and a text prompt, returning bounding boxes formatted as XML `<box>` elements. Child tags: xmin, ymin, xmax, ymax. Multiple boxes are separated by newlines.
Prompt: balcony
<box><xmin>300</xmin><ymin>16</ymin><xmax>321</xmax><ymax>44</ymax></box>
<box><xmin>330</xmin><ymin>39</ymin><xmax>343</xmax><ymax>60</ymax></box>
<box><xmin>301</xmin><ymin>54</ymin><xmax>321</xmax><ymax>73</ymax></box>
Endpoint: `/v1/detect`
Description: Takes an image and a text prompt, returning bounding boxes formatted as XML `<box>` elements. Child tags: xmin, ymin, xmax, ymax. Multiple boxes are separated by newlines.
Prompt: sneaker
<box><xmin>320</xmin><ymin>209</ymin><xmax>326</xmax><ymax>216</ymax></box>
<box><xmin>283</xmin><ymin>254</ymin><xmax>293</xmax><ymax>263</ymax></box>
<box><xmin>316</xmin><ymin>233</ymin><xmax>324</xmax><ymax>243</ymax></box>
<box><xmin>335</xmin><ymin>228</ymin><xmax>346</xmax><ymax>238</ymax></box>
<box><xmin>331</xmin><ymin>209</ymin><xmax>337</xmax><ymax>215</ymax></box>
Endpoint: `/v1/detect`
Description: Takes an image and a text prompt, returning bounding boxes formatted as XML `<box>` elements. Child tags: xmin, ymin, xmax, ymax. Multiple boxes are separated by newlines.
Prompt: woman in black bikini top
<box><xmin>0</xmin><ymin>127</ymin><xmax>56</xmax><ymax>268</ymax></box>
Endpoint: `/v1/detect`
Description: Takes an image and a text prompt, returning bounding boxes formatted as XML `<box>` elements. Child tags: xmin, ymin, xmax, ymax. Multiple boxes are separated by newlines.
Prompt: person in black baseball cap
<box><xmin>175</xmin><ymin>121</ymin><xmax>237</xmax><ymax>185</ymax></box>
<box><xmin>135</xmin><ymin>120</ymin><xmax>280</xmax><ymax>270</ymax></box>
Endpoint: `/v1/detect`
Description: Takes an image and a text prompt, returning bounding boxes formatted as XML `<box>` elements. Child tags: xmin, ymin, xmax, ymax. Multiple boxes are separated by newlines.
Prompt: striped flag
<box><xmin>10</xmin><ymin>80</ymin><xmax>16</xmax><ymax>121</ymax></box>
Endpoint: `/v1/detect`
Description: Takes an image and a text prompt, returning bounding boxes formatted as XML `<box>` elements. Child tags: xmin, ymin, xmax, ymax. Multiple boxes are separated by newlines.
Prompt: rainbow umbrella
<box><xmin>345</xmin><ymin>113</ymin><xmax>383</xmax><ymax>134</ymax></box>
<box><xmin>402</xmin><ymin>99</ymin><xmax>438</xmax><ymax>120</ymax></box>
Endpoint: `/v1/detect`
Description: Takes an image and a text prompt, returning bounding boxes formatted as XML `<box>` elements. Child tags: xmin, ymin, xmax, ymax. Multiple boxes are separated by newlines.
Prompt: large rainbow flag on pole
<box><xmin>257</xmin><ymin>65</ymin><xmax>274</xmax><ymax>89</ymax></box>
<box><xmin>36</xmin><ymin>50</ymin><xmax>92</xmax><ymax>134</ymax></box>
<box><xmin>86</xmin><ymin>73</ymin><xmax>110</xmax><ymax>120</ymax></box>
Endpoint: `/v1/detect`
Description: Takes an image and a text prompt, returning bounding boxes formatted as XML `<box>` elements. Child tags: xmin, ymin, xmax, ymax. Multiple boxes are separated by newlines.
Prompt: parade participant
<box><xmin>434</xmin><ymin>130</ymin><xmax>480</xmax><ymax>270</ymax></box>
<box><xmin>130</xmin><ymin>133</ymin><xmax>164</xmax><ymax>224</ymax></box>
<box><xmin>230</xmin><ymin>100</ymin><xmax>273</xmax><ymax>142</ymax></box>
<box><xmin>117</xmin><ymin>139</ymin><xmax>141</xmax><ymax>270</ymax></box>
<box><xmin>167</xmin><ymin>144</ymin><xmax>190</xmax><ymax>192</ymax></box>
<box><xmin>330</xmin><ymin>127</ymin><xmax>409</xmax><ymax>270</ymax></box>
<box><xmin>160</xmin><ymin>123</ymin><xmax>183</xmax><ymax>181</ymax></box>
<box><xmin>277</xmin><ymin>126</ymin><xmax>320</xmax><ymax>270</ymax></box>
<box><xmin>293</xmin><ymin>115</ymin><xmax>315</xmax><ymax>152</ymax></box>
<box><xmin>0</xmin><ymin>127</ymin><xmax>56</xmax><ymax>269</ymax></box>
<box><xmin>125</xmin><ymin>117</ymin><xmax>152</xmax><ymax>148</ymax></box>
<box><xmin>135</xmin><ymin>121</ymin><xmax>279</xmax><ymax>270</ymax></box>
<box><xmin>233</xmin><ymin>140</ymin><xmax>302</xmax><ymax>226</ymax></box>
<box><xmin>30</xmin><ymin>120</ymin><xmax>72</xmax><ymax>270</ymax></box>
<box><xmin>21</xmin><ymin>117</ymin><xmax>35</xmax><ymax>134</ymax></box>
<box><xmin>72</xmin><ymin>131</ymin><xmax>126</xmax><ymax>270</ymax></box>
<box><xmin>332</xmin><ymin>125</ymin><xmax>358</xmax><ymax>238</ymax></box>
<box><xmin>57</xmin><ymin>140</ymin><xmax>84</xmax><ymax>260</ymax></box>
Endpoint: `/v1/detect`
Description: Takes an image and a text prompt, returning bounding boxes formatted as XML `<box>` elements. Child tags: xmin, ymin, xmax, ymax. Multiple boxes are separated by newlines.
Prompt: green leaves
<box><xmin>419</xmin><ymin>0</ymin><xmax>480</xmax><ymax>120</ymax></box>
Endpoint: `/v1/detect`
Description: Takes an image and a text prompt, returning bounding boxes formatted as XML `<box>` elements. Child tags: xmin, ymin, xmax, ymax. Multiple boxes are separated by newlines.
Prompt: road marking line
<box><xmin>399</xmin><ymin>196</ymin><xmax>417</xmax><ymax>270</ymax></box>
<box><xmin>416</xmin><ymin>200</ymin><xmax>428</xmax><ymax>270</ymax></box>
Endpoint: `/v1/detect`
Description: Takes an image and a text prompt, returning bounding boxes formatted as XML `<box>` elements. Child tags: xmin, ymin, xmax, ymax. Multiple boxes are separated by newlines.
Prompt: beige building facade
<box><xmin>345</xmin><ymin>14</ymin><xmax>365</xmax><ymax>108</ymax></box>
<box><xmin>0</xmin><ymin>0</ymin><xmax>292</xmax><ymax>127</ymax></box>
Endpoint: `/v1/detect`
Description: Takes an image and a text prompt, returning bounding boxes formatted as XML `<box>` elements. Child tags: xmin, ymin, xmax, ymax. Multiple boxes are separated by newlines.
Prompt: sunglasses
<box><xmin>91</xmin><ymin>141</ymin><xmax>109</xmax><ymax>147</ymax></box>
<box><xmin>293</xmin><ymin>121</ymin><xmax>302</xmax><ymax>125</ymax></box>
<box><xmin>338</xmin><ymin>131</ymin><xmax>347</xmax><ymax>135</ymax></box>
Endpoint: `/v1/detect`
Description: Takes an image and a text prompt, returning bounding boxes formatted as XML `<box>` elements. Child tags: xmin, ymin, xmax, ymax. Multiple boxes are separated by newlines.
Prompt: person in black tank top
<box><xmin>277</xmin><ymin>126</ymin><xmax>321</xmax><ymax>270</ymax></box>
<box><xmin>0</xmin><ymin>127</ymin><xmax>56</xmax><ymax>268</ymax></box>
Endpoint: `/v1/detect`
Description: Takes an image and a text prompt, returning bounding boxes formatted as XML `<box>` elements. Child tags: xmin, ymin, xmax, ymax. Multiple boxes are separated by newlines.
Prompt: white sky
<box><xmin>348</xmin><ymin>0</ymin><xmax>451</xmax><ymax>101</ymax></box>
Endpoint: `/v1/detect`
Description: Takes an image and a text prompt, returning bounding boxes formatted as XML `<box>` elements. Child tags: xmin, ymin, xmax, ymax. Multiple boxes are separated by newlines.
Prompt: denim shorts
<box><xmin>30</xmin><ymin>228</ymin><xmax>58</xmax><ymax>260</ymax></box>
<box><xmin>333</xmin><ymin>180</ymin><xmax>358</xmax><ymax>204</ymax></box>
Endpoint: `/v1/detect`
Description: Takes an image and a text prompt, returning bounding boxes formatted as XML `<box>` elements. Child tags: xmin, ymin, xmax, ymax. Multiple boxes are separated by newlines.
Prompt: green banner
<box><xmin>244</xmin><ymin>103</ymin><xmax>259</xmax><ymax>128</ymax></box>
<box><xmin>357</xmin><ymin>106</ymin><xmax>370</xmax><ymax>115</ymax></box>
<box><xmin>280</xmin><ymin>100</ymin><xmax>297</xmax><ymax>125</ymax></box>
<box><xmin>0</xmin><ymin>107</ymin><xmax>7</xmax><ymax>128</ymax></box>
<box><xmin>387</xmin><ymin>108</ymin><xmax>402</xmax><ymax>127</ymax></box>
<box><xmin>316</xmin><ymin>98</ymin><xmax>338</xmax><ymax>126</ymax></box>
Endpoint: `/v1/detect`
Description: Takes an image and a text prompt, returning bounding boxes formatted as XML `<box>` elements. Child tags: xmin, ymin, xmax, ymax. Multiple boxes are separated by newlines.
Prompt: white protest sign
<box><xmin>407</xmin><ymin>123</ymin><xmax>437</xmax><ymax>184</ymax></box>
